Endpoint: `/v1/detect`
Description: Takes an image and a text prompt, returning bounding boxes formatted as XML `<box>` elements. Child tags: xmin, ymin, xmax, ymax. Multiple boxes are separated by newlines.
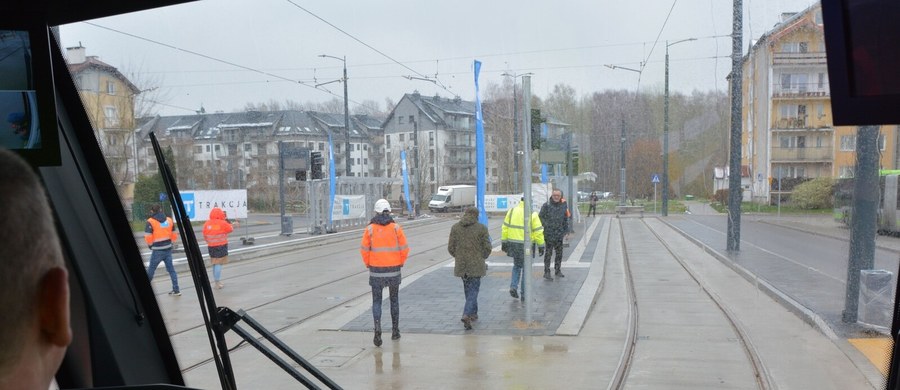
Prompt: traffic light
<box><xmin>530</xmin><ymin>108</ymin><xmax>544</xmax><ymax>150</ymax></box>
<box><xmin>568</xmin><ymin>144</ymin><xmax>580</xmax><ymax>175</ymax></box>
<box><xmin>310</xmin><ymin>152</ymin><xmax>324</xmax><ymax>179</ymax></box>
<box><xmin>295</xmin><ymin>170</ymin><xmax>307</xmax><ymax>181</ymax></box>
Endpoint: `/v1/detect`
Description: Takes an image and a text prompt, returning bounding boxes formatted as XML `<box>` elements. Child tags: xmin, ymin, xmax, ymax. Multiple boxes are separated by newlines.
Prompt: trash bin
<box><xmin>858</xmin><ymin>269</ymin><xmax>893</xmax><ymax>329</ymax></box>
<box><xmin>685</xmin><ymin>195</ymin><xmax>694</xmax><ymax>201</ymax></box>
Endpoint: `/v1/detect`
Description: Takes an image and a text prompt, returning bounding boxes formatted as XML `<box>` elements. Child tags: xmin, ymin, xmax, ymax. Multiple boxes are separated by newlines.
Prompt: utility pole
<box><xmin>317</xmin><ymin>54</ymin><xmax>351</xmax><ymax>177</ymax></box>
<box><xmin>843</xmin><ymin>126</ymin><xmax>880</xmax><ymax>322</ymax></box>
<box><xmin>620</xmin><ymin>119</ymin><xmax>627</xmax><ymax>207</ymax></box>
<box><xmin>522</xmin><ymin>75</ymin><xmax>534</xmax><ymax>323</ymax></box>
<box><xmin>663</xmin><ymin>38</ymin><xmax>697</xmax><ymax>217</ymax></box>
<box><xmin>412</xmin><ymin>117</ymin><xmax>420</xmax><ymax>217</ymax></box>
<box><xmin>727</xmin><ymin>0</ymin><xmax>743</xmax><ymax>251</ymax></box>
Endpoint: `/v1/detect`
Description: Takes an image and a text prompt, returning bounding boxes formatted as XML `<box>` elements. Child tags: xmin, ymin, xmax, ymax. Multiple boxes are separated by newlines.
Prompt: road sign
<box><xmin>651</xmin><ymin>174</ymin><xmax>660</xmax><ymax>183</ymax></box>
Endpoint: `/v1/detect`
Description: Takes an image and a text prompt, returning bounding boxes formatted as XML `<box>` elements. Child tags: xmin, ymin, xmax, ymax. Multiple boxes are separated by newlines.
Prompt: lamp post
<box><xmin>501</xmin><ymin>72</ymin><xmax>533</xmax><ymax>194</ymax></box>
<box><xmin>663</xmin><ymin>38</ymin><xmax>696</xmax><ymax>217</ymax></box>
<box><xmin>604</xmin><ymin>64</ymin><xmax>641</xmax><ymax>207</ymax></box>
<box><xmin>318</xmin><ymin>54</ymin><xmax>351</xmax><ymax>177</ymax></box>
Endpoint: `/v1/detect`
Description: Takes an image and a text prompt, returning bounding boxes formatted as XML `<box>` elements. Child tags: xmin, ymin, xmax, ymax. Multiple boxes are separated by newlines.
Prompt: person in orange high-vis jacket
<box><xmin>145</xmin><ymin>204</ymin><xmax>180</xmax><ymax>295</ymax></box>
<box><xmin>360</xmin><ymin>199</ymin><xmax>409</xmax><ymax>347</ymax></box>
<box><xmin>203</xmin><ymin>207</ymin><xmax>237</xmax><ymax>289</ymax></box>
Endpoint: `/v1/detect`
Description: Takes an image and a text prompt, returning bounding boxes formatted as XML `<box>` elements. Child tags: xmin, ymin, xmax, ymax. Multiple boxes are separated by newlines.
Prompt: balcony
<box><xmin>444</xmin><ymin>141</ymin><xmax>474</xmax><ymax>150</ymax></box>
<box><xmin>772</xmin><ymin>89</ymin><xmax>829</xmax><ymax>99</ymax></box>
<box><xmin>772</xmin><ymin>51</ymin><xmax>827</xmax><ymax>66</ymax></box>
<box><xmin>770</xmin><ymin>146</ymin><xmax>832</xmax><ymax>162</ymax></box>
<box><xmin>774</xmin><ymin>117</ymin><xmax>808</xmax><ymax>129</ymax></box>
<box><xmin>444</xmin><ymin>158</ymin><xmax>475</xmax><ymax>167</ymax></box>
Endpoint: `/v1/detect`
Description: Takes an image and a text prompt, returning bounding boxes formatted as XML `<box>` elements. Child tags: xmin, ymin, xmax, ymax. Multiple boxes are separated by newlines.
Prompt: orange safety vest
<box><xmin>203</xmin><ymin>208</ymin><xmax>233</xmax><ymax>247</ymax></box>
<box><xmin>360</xmin><ymin>222</ymin><xmax>409</xmax><ymax>268</ymax></box>
<box><xmin>145</xmin><ymin>217</ymin><xmax>177</xmax><ymax>250</ymax></box>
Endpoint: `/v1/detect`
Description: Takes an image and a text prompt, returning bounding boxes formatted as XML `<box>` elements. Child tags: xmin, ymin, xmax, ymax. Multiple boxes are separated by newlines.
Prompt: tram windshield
<box><xmin>54</xmin><ymin>1</ymin><xmax>897</xmax><ymax>389</ymax></box>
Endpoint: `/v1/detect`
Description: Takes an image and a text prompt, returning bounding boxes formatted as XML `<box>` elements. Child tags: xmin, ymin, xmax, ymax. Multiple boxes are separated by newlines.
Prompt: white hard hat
<box><xmin>374</xmin><ymin>199</ymin><xmax>391</xmax><ymax>213</ymax></box>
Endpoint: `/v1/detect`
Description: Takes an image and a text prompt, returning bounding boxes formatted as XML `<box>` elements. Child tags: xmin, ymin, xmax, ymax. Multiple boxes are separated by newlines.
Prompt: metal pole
<box><xmin>278</xmin><ymin>141</ymin><xmax>287</xmax><ymax>235</ymax></box>
<box><xmin>620</xmin><ymin>119</ymin><xmax>626</xmax><ymax>206</ymax></box>
<box><xmin>513</xmin><ymin>84</ymin><xmax>519</xmax><ymax>194</ymax></box>
<box><xmin>413</xmin><ymin>118</ymin><xmax>420</xmax><ymax>217</ymax></box>
<box><xmin>663</xmin><ymin>44</ymin><xmax>670</xmax><ymax>216</ymax></box>
<box><xmin>567</xmin><ymin>132</ymin><xmax>574</xmax><ymax>220</ymax></box>
<box><xmin>726</xmin><ymin>0</ymin><xmax>743</xmax><ymax>252</ymax></box>
<box><xmin>342</xmin><ymin>56</ymin><xmax>351</xmax><ymax>178</ymax></box>
<box><xmin>522</xmin><ymin>75</ymin><xmax>533</xmax><ymax>323</ymax></box>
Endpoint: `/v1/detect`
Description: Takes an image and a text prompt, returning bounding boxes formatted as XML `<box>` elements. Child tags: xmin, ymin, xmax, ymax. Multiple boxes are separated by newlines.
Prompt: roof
<box><xmin>68</xmin><ymin>55</ymin><xmax>141</xmax><ymax>94</ymax></box>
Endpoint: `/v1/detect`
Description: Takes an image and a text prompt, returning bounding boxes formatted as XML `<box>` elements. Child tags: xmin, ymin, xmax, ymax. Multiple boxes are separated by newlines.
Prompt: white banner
<box><xmin>331</xmin><ymin>195</ymin><xmax>367</xmax><ymax>220</ymax></box>
<box><xmin>180</xmin><ymin>190</ymin><xmax>248</xmax><ymax>221</ymax></box>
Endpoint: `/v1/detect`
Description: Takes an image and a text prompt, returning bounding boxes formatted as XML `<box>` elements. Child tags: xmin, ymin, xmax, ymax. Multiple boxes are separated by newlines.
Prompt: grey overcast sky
<box><xmin>58</xmin><ymin>0</ymin><xmax>817</xmax><ymax>116</ymax></box>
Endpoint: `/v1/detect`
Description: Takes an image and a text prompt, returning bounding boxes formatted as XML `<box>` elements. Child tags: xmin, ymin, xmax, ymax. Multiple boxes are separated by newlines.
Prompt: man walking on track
<box><xmin>501</xmin><ymin>197</ymin><xmax>545</xmax><ymax>300</ymax></box>
<box><xmin>361</xmin><ymin>199</ymin><xmax>409</xmax><ymax>347</ymax></box>
<box><xmin>145</xmin><ymin>204</ymin><xmax>180</xmax><ymax>296</ymax></box>
<box><xmin>448</xmin><ymin>207</ymin><xmax>492</xmax><ymax>330</ymax></box>
<box><xmin>539</xmin><ymin>189</ymin><xmax>573</xmax><ymax>280</ymax></box>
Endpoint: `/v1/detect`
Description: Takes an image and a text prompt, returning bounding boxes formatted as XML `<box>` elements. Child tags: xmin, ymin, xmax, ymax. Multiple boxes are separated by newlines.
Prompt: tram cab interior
<box><xmin>4</xmin><ymin>0</ymin><xmax>900</xmax><ymax>388</ymax></box>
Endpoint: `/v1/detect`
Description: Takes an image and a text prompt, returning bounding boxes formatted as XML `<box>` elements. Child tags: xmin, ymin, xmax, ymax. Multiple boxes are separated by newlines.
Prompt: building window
<box><xmin>409</xmin><ymin>115</ymin><xmax>415</xmax><ymax>124</ymax></box>
<box><xmin>780</xmin><ymin>73</ymin><xmax>809</xmax><ymax>92</ymax></box>
<box><xmin>880</xmin><ymin>134</ymin><xmax>887</xmax><ymax>151</ymax></box>
<box><xmin>318</xmin><ymin>142</ymin><xmax>324</xmax><ymax>150</ymax></box>
<box><xmin>258</xmin><ymin>143</ymin><xmax>267</xmax><ymax>155</ymax></box>
<box><xmin>104</xmin><ymin>106</ymin><xmax>119</xmax><ymax>127</ymax></box>
<box><xmin>195</xmin><ymin>145</ymin><xmax>203</xmax><ymax>154</ymax></box>
<box><xmin>430</xmin><ymin>167</ymin><xmax>435</xmax><ymax>181</ymax></box>
<box><xmin>399</xmin><ymin>134</ymin><xmax>405</xmax><ymax>142</ymax></box>
<box><xmin>840</xmin><ymin>135</ymin><xmax>856</xmax><ymax>151</ymax></box>
<box><xmin>398</xmin><ymin>116</ymin><xmax>405</xmax><ymax>125</ymax></box>
<box><xmin>106</xmin><ymin>80</ymin><xmax>116</xmax><ymax>95</ymax></box>
<box><xmin>215</xmin><ymin>144</ymin><xmax>221</xmax><ymax>152</ymax></box>
<box><xmin>205</xmin><ymin>145</ymin><xmax>210</xmax><ymax>152</ymax></box>
<box><xmin>429</xmin><ymin>132</ymin><xmax>435</xmax><ymax>146</ymax></box>
<box><xmin>839</xmin><ymin>165</ymin><xmax>854</xmax><ymax>178</ymax></box>
<box><xmin>356</xmin><ymin>144</ymin><xmax>360</xmax><ymax>150</ymax></box>
<box><xmin>386</xmin><ymin>135</ymin><xmax>391</xmax><ymax>148</ymax></box>
<box><xmin>364</xmin><ymin>144</ymin><xmax>368</xmax><ymax>151</ymax></box>
<box><xmin>244</xmin><ymin>143</ymin><xmax>252</xmax><ymax>152</ymax></box>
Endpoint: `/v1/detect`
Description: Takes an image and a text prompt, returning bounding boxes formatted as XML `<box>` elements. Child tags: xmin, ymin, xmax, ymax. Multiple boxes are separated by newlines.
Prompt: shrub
<box><xmin>790</xmin><ymin>177</ymin><xmax>835</xmax><ymax>209</ymax></box>
<box><xmin>712</xmin><ymin>189</ymin><xmax>728</xmax><ymax>205</ymax></box>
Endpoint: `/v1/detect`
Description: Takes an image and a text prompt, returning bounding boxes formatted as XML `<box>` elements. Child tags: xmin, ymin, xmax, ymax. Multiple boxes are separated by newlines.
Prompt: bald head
<box><xmin>0</xmin><ymin>148</ymin><xmax>69</xmax><ymax>388</ymax></box>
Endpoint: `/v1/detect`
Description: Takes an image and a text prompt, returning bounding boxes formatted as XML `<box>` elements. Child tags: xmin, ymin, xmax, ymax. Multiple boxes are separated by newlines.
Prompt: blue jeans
<box><xmin>462</xmin><ymin>276</ymin><xmax>481</xmax><ymax>317</ymax></box>
<box><xmin>510</xmin><ymin>263</ymin><xmax>525</xmax><ymax>295</ymax></box>
<box><xmin>147</xmin><ymin>249</ymin><xmax>179</xmax><ymax>292</ymax></box>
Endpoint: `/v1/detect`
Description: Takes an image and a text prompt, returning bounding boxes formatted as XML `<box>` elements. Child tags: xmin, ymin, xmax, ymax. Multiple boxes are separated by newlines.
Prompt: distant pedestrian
<box><xmin>145</xmin><ymin>204</ymin><xmax>180</xmax><ymax>295</ymax></box>
<box><xmin>448</xmin><ymin>207</ymin><xmax>492</xmax><ymax>330</ymax></box>
<box><xmin>203</xmin><ymin>207</ymin><xmax>237</xmax><ymax>289</ymax></box>
<box><xmin>361</xmin><ymin>199</ymin><xmax>409</xmax><ymax>347</ymax></box>
<box><xmin>539</xmin><ymin>189</ymin><xmax>573</xmax><ymax>280</ymax></box>
<box><xmin>501</xmin><ymin>198</ymin><xmax>545</xmax><ymax>300</ymax></box>
<box><xmin>588</xmin><ymin>191</ymin><xmax>599</xmax><ymax>217</ymax></box>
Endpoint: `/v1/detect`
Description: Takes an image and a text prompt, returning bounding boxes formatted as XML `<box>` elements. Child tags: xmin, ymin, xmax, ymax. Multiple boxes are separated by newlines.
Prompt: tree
<box><xmin>626</xmin><ymin>138</ymin><xmax>662</xmax><ymax>199</ymax></box>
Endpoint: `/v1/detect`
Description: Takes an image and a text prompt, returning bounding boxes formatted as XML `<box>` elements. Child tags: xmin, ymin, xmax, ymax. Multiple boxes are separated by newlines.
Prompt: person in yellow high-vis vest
<box><xmin>501</xmin><ymin>198</ymin><xmax>544</xmax><ymax>300</ymax></box>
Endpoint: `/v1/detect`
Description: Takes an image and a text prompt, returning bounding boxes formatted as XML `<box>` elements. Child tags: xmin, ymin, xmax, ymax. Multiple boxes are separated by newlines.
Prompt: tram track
<box><xmin>608</xmin><ymin>217</ymin><xmax>773</xmax><ymax>390</ymax></box>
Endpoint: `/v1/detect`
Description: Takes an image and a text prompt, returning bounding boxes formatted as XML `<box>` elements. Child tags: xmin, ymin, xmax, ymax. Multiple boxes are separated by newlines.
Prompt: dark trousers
<box><xmin>588</xmin><ymin>204</ymin><xmax>597</xmax><ymax>216</ymax></box>
<box><xmin>462</xmin><ymin>276</ymin><xmax>481</xmax><ymax>317</ymax></box>
<box><xmin>372</xmin><ymin>283</ymin><xmax>399</xmax><ymax>325</ymax></box>
<box><xmin>544</xmin><ymin>239</ymin><xmax>564</xmax><ymax>272</ymax></box>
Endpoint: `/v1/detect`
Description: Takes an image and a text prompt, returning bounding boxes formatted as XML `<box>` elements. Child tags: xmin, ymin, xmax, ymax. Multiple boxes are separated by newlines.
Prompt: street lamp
<box><xmin>663</xmin><ymin>38</ymin><xmax>696</xmax><ymax>216</ymax></box>
<box><xmin>318</xmin><ymin>54</ymin><xmax>351</xmax><ymax>177</ymax></box>
<box><xmin>501</xmin><ymin>71</ymin><xmax>533</xmax><ymax>194</ymax></box>
<box><xmin>604</xmin><ymin>64</ymin><xmax>641</xmax><ymax>206</ymax></box>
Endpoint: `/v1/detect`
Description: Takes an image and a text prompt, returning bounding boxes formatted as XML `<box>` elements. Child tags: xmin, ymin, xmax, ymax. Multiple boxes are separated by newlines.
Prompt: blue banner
<box><xmin>327</xmin><ymin>133</ymin><xmax>336</xmax><ymax>227</ymax></box>
<box><xmin>400</xmin><ymin>150</ymin><xmax>412</xmax><ymax>214</ymax></box>
<box><xmin>474</xmin><ymin>60</ymin><xmax>488</xmax><ymax>227</ymax></box>
<box><xmin>541</xmin><ymin>123</ymin><xmax>549</xmax><ymax>183</ymax></box>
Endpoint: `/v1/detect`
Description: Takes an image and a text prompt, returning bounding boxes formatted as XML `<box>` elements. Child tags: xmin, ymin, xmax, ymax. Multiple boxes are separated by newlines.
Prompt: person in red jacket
<box><xmin>203</xmin><ymin>207</ymin><xmax>237</xmax><ymax>289</ymax></box>
<box><xmin>360</xmin><ymin>199</ymin><xmax>409</xmax><ymax>347</ymax></box>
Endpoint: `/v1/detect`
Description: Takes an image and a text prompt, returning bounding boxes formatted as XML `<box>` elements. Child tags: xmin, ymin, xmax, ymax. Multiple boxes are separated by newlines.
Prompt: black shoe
<box><xmin>509</xmin><ymin>288</ymin><xmax>519</xmax><ymax>298</ymax></box>
<box><xmin>555</xmin><ymin>270</ymin><xmax>565</xmax><ymax>278</ymax></box>
<box><xmin>461</xmin><ymin>316</ymin><xmax>473</xmax><ymax>330</ymax></box>
<box><xmin>470</xmin><ymin>314</ymin><xmax>478</xmax><ymax>322</ymax></box>
<box><xmin>543</xmin><ymin>271</ymin><xmax>553</xmax><ymax>280</ymax></box>
<box><xmin>391</xmin><ymin>329</ymin><xmax>401</xmax><ymax>340</ymax></box>
<box><xmin>374</xmin><ymin>333</ymin><xmax>382</xmax><ymax>347</ymax></box>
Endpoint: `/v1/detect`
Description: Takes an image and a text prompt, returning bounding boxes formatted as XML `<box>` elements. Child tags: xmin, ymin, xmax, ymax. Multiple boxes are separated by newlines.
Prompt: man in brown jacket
<box><xmin>448</xmin><ymin>207</ymin><xmax>492</xmax><ymax>330</ymax></box>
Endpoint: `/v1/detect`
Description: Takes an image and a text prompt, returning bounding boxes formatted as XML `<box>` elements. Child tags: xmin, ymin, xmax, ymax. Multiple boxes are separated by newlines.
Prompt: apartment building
<box><xmin>742</xmin><ymin>2</ymin><xmax>898</xmax><ymax>203</ymax></box>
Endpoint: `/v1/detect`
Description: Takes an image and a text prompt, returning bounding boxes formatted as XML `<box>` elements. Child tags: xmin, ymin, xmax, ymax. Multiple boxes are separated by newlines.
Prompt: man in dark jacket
<box><xmin>539</xmin><ymin>189</ymin><xmax>573</xmax><ymax>280</ymax></box>
<box><xmin>448</xmin><ymin>207</ymin><xmax>492</xmax><ymax>330</ymax></box>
